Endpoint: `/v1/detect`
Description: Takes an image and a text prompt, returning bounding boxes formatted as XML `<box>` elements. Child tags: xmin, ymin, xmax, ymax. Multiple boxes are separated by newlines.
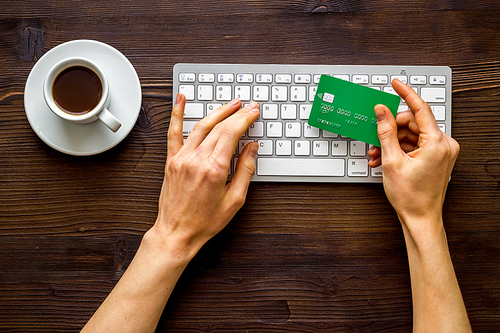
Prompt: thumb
<box><xmin>374</xmin><ymin>104</ymin><xmax>401</xmax><ymax>162</ymax></box>
<box><xmin>226</xmin><ymin>142</ymin><xmax>258</xmax><ymax>206</ymax></box>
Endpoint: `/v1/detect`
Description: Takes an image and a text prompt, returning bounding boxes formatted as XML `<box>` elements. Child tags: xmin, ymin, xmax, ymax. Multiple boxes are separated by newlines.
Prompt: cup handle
<box><xmin>97</xmin><ymin>108</ymin><xmax>122</xmax><ymax>132</ymax></box>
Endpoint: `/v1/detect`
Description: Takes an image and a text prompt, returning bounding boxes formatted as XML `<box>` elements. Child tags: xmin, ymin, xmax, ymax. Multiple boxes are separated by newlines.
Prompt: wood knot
<box><xmin>115</xmin><ymin>238</ymin><xmax>127</xmax><ymax>264</ymax></box>
<box><xmin>135</xmin><ymin>104</ymin><xmax>152</xmax><ymax>129</ymax></box>
<box><xmin>22</xmin><ymin>27</ymin><xmax>44</xmax><ymax>61</ymax></box>
<box><xmin>311</xmin><ymin>5</ymin><xmax>328</xmax><ymax>13</ymax></box>
<box><xmin>485</xmin><ymin>159</ymin><xmax>500</xmax><ymax>180</ymax></box>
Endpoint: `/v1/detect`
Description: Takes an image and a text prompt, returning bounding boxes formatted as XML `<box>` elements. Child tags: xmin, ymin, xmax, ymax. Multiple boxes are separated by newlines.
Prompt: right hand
<box><xmin>368</xmin><ymin>79</ymin><xmax>460</xmax><ymax>230</ymax></box>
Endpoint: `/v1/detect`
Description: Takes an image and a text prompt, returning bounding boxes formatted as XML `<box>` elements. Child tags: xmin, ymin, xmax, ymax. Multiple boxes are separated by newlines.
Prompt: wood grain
<box><xmin>1</xmin><ymin>1</ymin><xmax>500</xmax><ymax>332</ymax></box>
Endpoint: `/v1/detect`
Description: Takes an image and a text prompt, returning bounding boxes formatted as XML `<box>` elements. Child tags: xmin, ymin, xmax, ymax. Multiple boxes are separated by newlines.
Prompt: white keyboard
<box><xmin>173</xmin><ymin>64</ymin><xmax>451</xmax><ymax>183</ymax></box>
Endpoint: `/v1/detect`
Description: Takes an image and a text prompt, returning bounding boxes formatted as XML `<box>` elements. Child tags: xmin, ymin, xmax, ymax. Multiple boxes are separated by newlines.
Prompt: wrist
<box><xmin>398</xmin><ymin>213</ymin><xmax>449</xmax><ymax>258</ymax></box>
<box><xmin>141</xmin><ymin>223</ymin><xmax>200</xmax><ymax>269</ymax></box>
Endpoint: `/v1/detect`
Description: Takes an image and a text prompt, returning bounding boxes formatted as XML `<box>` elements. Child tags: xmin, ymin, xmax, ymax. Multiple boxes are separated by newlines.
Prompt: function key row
<box><xmin>179</xmin><ymin>73</ymin><xmax>447</xmax><ymax>85</ymax></box>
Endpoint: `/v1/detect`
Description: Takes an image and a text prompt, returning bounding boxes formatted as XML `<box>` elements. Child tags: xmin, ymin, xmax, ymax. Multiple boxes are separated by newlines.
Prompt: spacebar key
<box><xmin>257</xmin><ymin>158</ymin><xmax>345</xmax><ymax>177</ymax></box>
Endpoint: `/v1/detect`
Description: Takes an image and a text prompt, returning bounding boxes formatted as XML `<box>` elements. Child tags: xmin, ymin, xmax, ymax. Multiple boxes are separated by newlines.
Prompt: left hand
<box><xmin>151</xmin><ymin>94</ymin><xmax>260</xmax><ymax>258</ymax></box>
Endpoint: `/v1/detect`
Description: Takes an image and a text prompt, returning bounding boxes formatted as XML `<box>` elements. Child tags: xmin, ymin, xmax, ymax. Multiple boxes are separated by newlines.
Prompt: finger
<box><xmin>397</xmin><ymin>128</ymin><xmax>419</xmax><ymax>145</ymax></box>
<box><xmin>395</xmin><ymin>110</ymin><xmax>420</xmax><ymax>135</ymax></box>
<box><xmin>392</xmin><ymin>79</ymin><xmax>441</xmax><ymax>136</ymax></box>
<box><xmin>207</xmin><ymin>102</ymin><xmax>260</xmax><ymax>162</ymax></box>
<box><xmin>183</xmin><ymin>99</ymin><xmax>242</xmax><ymax>152</ymax></box>
<box><xmin>225</xmin><ymin>142</ymin><xmax>258</xmax><ymax>210</ymax></box>
<box><xmin>368</xmin><ymin>156</ymin><xmax>381</xmax><ymax>168</ymax></box>
<box><xmin>367</xmin><ymin>145</ymin><xmax>381</xmax><ymax>158</ymax></box>
<box><xmin>167</xmin><ymin>93</ymin><xmax>186</xmax><ymax>159</ymax></box>
<box><xmin>400</xmin><ymin>141</ymin><xmax>418</xmax><ymax>153</ymax></box>
<box><xmin>374</xmin><ymin>104</ymin><xmax>403</xmax><ymax>164</ymax></box>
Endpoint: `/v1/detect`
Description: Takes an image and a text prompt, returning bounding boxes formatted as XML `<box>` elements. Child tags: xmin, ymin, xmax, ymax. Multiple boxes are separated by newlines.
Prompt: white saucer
<box><xmin>24</xmin><ymin>40</ymin><xmax>142</xmax><ymax>156</ymax></box>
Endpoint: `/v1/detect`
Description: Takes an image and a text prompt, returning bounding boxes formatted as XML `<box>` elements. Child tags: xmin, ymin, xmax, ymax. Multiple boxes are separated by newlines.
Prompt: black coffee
<box><xmin>52</xmin><ymin>66</ymin><xmax>103</xmax><ymax>115</ymax></box>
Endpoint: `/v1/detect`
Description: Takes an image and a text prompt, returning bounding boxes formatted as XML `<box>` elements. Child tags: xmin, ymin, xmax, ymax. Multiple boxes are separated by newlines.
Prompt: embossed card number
<box><xmin>308</xmin><ymin>75</ymin><xmax>400</xmax><ymax>147</ymax></box>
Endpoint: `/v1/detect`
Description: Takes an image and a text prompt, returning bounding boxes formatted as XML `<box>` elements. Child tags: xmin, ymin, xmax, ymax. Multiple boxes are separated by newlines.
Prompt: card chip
<box><xmin>322</xmin><ymin>92</ymin><xmax>335</xmax><ymax>103</ymax></box>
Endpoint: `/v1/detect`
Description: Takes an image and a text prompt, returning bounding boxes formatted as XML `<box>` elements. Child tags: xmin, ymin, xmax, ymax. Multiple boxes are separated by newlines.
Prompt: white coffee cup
<box><xmin>43</xmin><ymin>57</ymin><xmax>122</xmax><ymax>132</ymax></box>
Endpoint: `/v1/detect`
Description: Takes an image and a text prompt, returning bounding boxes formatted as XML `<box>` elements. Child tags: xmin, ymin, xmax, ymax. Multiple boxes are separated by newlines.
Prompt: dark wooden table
<box><xmin>1</xmin><ymin>1</ymin><xmax>500</xmax><ymax>332</ymax></box>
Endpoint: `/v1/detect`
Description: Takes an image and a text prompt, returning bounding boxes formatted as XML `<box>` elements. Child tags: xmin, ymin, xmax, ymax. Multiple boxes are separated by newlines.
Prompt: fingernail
<box><xmin>374</xmin><ymin>104</ymin><xmax>386</xmax><ymax>122</ymax></box>
<box><xmin>228</xmin><ymin>98</ymin><xmax>240</xmax><ymax>106</ymax></box>
<box><xmin>248</xmin><ymin>142</ymin><xmax>258</xmax><ymax>158</ymax></box>
<box><xmin>175</xmin><ymin>93</ymin><xmax>182</xmax><ymax>105</ymax></box>
<box><xmin>247</xmin><ymin>102</ymin><xmax>259</xmax><ymax>110</ymax></box>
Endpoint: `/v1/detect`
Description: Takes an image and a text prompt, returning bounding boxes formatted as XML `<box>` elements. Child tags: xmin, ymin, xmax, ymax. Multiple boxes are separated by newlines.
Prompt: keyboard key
<box><xmin>256</xmin><ymin>74</ymin><xmax>273</xmax><ymax>83</ymax></box>
<box><xmin>294</xmin><ymin>140</ymin><xmax>310</xmax><ymax>156</ymax></box>
<box><xmin>235</xmin><ymin>86</ymin><xmax>251</xmax><ymax>101</ymax></box>
<box><xmin>257</xmin><ymin>158</ymin><xmax>345</xmax><ymax>177</ymax></box>
<box><xmin>248</xmin><ymin>122</ymin><xmax>264</xmax><ymax>137</ymax></box>
<box><xmin>371</xmin><ymin>75</ymin><xmax>388</xmax><ymax>85</ymax></box>
<box><xmin>308</xmin><ymin>86</ymin><xmax>317</xmax><ymax>102</ymax></box>
<box><xmin>237</xmin><ymin>73</ymin><xmax>253</xmax><ymax>83</ymax></box>
<box><xmin>272</xmin><ymin>86</ymin><xmax>287</xmax><ymax>101</ymax></box>
<box><xmin>206</xmin><ymin>103</ymin><xmax>222</xmax><ymax>115</ymax></box>
<box><xmin>421</xmin><ymin>88</ymin><xmax>446</xmax><ymax>102</ymax></box>
<box><xmin>257</xmin><ymin>140</ymin><xmax>273</xmax><ymax>155</ymax></box>
<box><xmin>431</xmin><ymin>105</ymin><xmax>446</xmax><ymax>121</ymax></box>
<box><xmin>429</xmin><ymin>75</ymin><xmax>446</xmax><ymax>84</ymax></box>
<box><xmin>262</xmin><ymin>103</ymin><xmax>278</xmax><ymax>119</ymax></box>
<box><xmin>350</xmin><ymin>141</ymin><xmax>366</xmax><ymax>156</ymax></box>
<box><xmin>334</xmin><ymin>74</ymin><xmax>350</xmax><ymax>81</ymax></box>
<box><xmin>182</xmin><ymin>120</ymin><xmax>198</xmax><ymax>136</ymax></box>
<box><xmin>179</xmin><ymin>73</ymin><xmax>195</xmax><ymax>82</ymax></box>
<box><xmin>253</xmin><ymin>86</ymin><xmax>269</xmax><ymax>101</ymax></box>
<box><xmin>352</xmin><ymin>75</ymin><xmax>369</xmax><ymax>84</ymax></box>
<box><xmin>197</xmin><ymin>85</ymin><xmax>213</xmax><ymax>101</ymax></box>
<box><xmin>299</xmin><ymin>104</ymin><xmax>312</xmax><ymax>120</ymax></box>
<box><xmin>410</xmin><ymin>75</ymin><xmax>426</xmax><ymax>84</ymax></box>
<box><xmin>216</xmin><ymin>85</ymin><xmax>232</xmax><ymax>101</ymax></box>
<box><xmin>391</xmin><ymin>75</ymin><xmax>408</xmax><ymax>84</ymax></box>
<box><xmin>267</xmin><ymin>122</ymin><xmax>282</xmax><ymax>137</ymax></box>
<box><xmin>198</xmin><ymin>73</ymin><xmax>215</xmax><ymax>82</ymax></box>
<box><xmin>184</xmin><ymin>103</ymin><xmax>204</xmax><ymax>118</ymax></box>
<box><xmin>322</xmin><ymin>130</ymin><xmax>338</xmax><ymax>138</ymax></box>
<box><xmin>371</xmin><ymin>165</ymin><xmax>383</xmax><ymax>177</ymax></box>
<box><xmin>276</xmin><ymin>140</ymin><xmax>292</xmax><ymax>155</ymax></box>
<box><xmin>285</xmin><ymin>122</ymin><xmax>301</xmax><ymax>137</ymax></box>
<box><xmin>313</xmin><ymin>141</ymin><xmax>328</xmax><ymax>156</ymax></box>
<box><xmin>179</xmin><ymin>85</ymin><xmax>195</xmax><ymax>100</ymax></box>
<box><xmin>238</xmin><ymin>140</ymin><xmax>254</xmax><ymax>154</ymax></box>
<box><xmin>290</xmin><ymin>86</ymin><xmax>307</xmax><ymax>102</ymax></box>
<box><xmin>332</xmin><ymin>141</ymin><xmax>348</xmax><ymax>156</ymax></box>
<box><xmin>281</xmin><ymin>104</ymin><xmax>297</xmax><ymax>119</ymax></box>
<box><xmin>348</xmin><ymin>159</ymin><xmax>368</xmax><ymax>177</ymax></box>
<box><xmin>304</xmin><ymin>123</ymin><xmax>320</xmax><ymax>138</ymax></box>
<box><xmin>275</xmin><ymin>74</ymin><xmax>292</xmax><ymax>83</ymax></box>
<box><xmin>218</xmin><ymin>73</ymin><xmax>234</xmax><ymax>83</ymax></box>
<box><xmin>294</xmin><ymin>74</ymin><xmax>311</xmax><ymax>83</ymax></box>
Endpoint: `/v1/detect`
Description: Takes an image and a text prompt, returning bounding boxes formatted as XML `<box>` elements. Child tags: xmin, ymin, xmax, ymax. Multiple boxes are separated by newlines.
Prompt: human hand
<box><xmin>367</xmin><ymin>79</ymin><xmax>459</xmax><ymax>228</ymax></box>
<box><xmin>151</xmin><ymin>94</ymin><xmax>260</xmax><ymax>259</ymax></box>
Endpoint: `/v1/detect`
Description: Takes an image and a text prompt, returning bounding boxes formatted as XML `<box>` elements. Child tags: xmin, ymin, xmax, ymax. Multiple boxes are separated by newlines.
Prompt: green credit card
<box><xmin>308</xmin><ymin>75</ymin><xmax>400</xmax><ymax>147</ymax></box>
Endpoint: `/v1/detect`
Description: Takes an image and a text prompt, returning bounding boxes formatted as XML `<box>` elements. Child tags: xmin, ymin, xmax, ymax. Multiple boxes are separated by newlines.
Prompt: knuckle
<box><xmin>167</xmin><ymin>125</ymin><xmax>181</xmax><ymax>139</ymax></box>
<box><xmin>377</xmin><ymin>122</ymin><xmax>395</xmax><ymax>142</ymax></box>
<box><xmin>231</xmin><ymin>191</ymin><xmax>247</xmax><ymax>209</ymax></box>
<box><xmin>167</xmin><ymin>155</ymin><xmax>184</xmax><ymax>173</ymax></box>
<box><xmin>192</xmin><ymin>120</ymin><xmax>209</xmax><ymax>133</ymax></box>
<box><xmin>202</xmin><ymin>158</ymin><xmax>228</xmax><ymax>180</ymax></box>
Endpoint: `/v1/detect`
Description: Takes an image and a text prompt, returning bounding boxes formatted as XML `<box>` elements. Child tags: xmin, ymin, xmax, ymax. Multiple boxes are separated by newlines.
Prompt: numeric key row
<box><xmin>178</xmin><ymin>84</ymin><xmax>317</xmax><ymax>102</ymax></box>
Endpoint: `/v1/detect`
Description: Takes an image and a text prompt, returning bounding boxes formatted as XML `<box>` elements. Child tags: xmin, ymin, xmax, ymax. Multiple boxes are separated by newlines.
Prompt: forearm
<box><xmin>81</xmin><ymin>226</ymin><xmax>195</xmax><ymax>333</ymax></box>
<box><xmin>400</xmin><ymin>216</ymin><xmax>471</xmax><ymax>333</ymax></box>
